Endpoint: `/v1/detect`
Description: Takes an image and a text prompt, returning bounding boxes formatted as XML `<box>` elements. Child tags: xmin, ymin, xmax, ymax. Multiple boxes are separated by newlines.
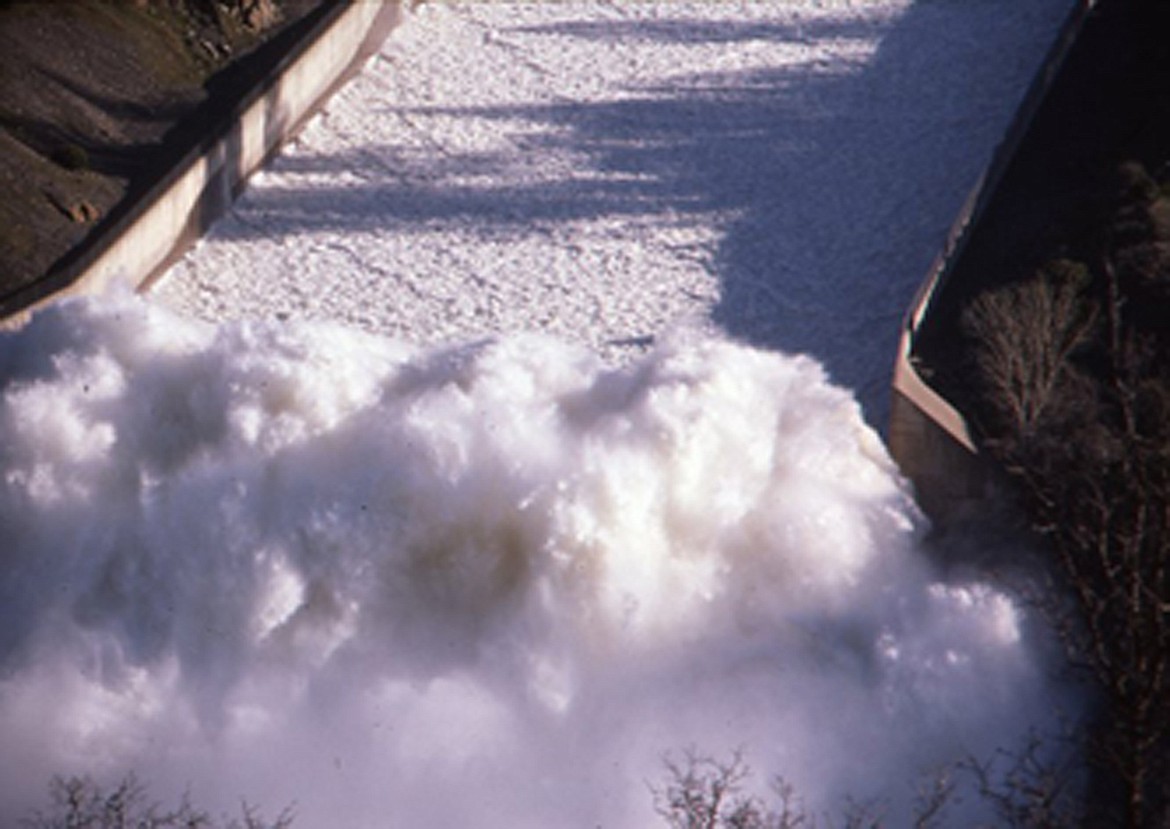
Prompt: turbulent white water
<box><xmin>3</xmin><ymin>0</ymin><xmax>1079</xmax><ymax>822</ymax></box>
<box><xmin>0</xmin><ymin>295</ymin><xmax>1065</xmax><ymax>826</ymax></box>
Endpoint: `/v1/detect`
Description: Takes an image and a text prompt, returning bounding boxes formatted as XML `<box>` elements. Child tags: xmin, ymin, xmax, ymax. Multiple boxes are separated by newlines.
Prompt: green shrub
<box><xmin>50</xmin><ymin>142</ymin><xmax>90</xmax><ymax>171</ymax></box>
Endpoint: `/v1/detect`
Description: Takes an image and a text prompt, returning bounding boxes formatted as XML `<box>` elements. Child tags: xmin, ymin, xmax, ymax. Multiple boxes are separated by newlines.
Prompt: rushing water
<box><xmin>0</xmin><ymin>295</ymin><xmax>1070</xmax><ymax>826</ymax></box>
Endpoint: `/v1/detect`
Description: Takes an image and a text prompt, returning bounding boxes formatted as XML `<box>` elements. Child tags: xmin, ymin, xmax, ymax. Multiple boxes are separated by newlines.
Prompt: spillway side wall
<box><xmin>887</xmin><ymin>0</ymin><xmax>1096</xmax><ymax>522</ymax></box>
<box><xmin>0</xmin><ymin>0</ymin><xmax>403</xmax><ymax>325</ymax></box>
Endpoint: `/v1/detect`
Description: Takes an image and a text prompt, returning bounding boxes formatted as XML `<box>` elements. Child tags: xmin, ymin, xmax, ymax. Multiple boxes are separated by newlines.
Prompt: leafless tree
<box><xmin>650</xmin><ymin>749</ymin><xmax>950</xmax><ymax>829</ymax></box>
<box><xmin>963</xmin><ymin>733</ymin><xmax>1084</xmax><ymax>829</ymax></box>
<box><xmin>22</xmin><ymin>774</ymin><xmax>295</xmax><ymax>829</ymax></box>
<box><xmin>965</xmin><ymin>250</ymin><xmax>1170</xmax><ymax>827</ymax></box>
<box><xmin>961</xmin><ymin>259</ymin><xmax>1097</xmax><ymax>439</ymax></box>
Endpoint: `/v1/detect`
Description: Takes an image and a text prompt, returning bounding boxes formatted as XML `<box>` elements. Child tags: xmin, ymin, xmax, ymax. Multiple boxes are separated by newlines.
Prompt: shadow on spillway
<box><xmin>209</xmin><ymin>1</ymin><xmax>1064</xmax><ymax>428</ymax></box>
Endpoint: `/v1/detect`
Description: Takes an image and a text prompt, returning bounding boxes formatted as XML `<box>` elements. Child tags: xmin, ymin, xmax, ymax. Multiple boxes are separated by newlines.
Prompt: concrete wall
<box><xmin>1</xmin><ymin>0</ymin><xmax>402</xmax><ymax>326</ymax></box>
<box><xmin>887</xmin><ymin>0</ymin><xmax>1095</xmax><ymax>522</ymax></box>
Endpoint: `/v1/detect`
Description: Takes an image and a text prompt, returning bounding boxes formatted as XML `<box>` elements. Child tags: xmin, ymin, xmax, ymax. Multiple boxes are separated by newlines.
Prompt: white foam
<box><xmin>0</xmin><ymin>295</ymin><xmax>1065</xmax><ymax>826</ymax></box>
<box><xmin>154</xmin><ymin>0</ymin><xmax>1072</xmax><ymax>420</ymax></box>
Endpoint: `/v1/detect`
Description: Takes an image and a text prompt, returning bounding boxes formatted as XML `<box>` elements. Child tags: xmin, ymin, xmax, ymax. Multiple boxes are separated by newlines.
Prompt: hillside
<box><xmin>912</xmin><ymin>0</ymin><xmax>1170</xmax><ymax>823</ymax></box>
<box><xmin>0</xmin><ymin>0</ymin><xmax>324</xmax><ymax>306</ymax></box>
<box><xmin>914</xmin><ymin>0</ymin><xmax>1170</xmax><ymax>405</ymax></box>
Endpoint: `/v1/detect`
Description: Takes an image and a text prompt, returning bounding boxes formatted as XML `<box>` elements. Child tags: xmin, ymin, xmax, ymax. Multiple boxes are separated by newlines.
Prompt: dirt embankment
<box><xmin>0</xmin><ymin>0</ymin><xmax>324</xmax><ymax>305</ymax></box>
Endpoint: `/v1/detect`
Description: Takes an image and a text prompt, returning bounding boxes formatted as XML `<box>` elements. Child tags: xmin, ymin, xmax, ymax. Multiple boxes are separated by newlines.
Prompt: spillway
<box><xmin>1</xmin><ymin>2</ymin><xmax>1077</xmax><ymax>826</ymax></box>
<box><xmin>154</xmin><ymin>0</ymin><xmax>1071</xmax><ymax>421</ymax></box>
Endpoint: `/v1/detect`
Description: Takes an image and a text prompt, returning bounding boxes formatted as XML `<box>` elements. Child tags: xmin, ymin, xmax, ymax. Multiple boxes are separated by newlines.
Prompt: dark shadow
<box><xmin>0</xmin><ymin>66</ymin><xmax>197</xmax><ymax>178</ymax></box>
<box><xmin>506</xmin><ymin>15</ymin><xmax>875</xmax><ymax>46</ymax></box>
<box><xmin>40</xmin><ymin>67</ymin><xmax>199</xmax><ymax>125</ymax></box>
<box><xmin>912</xmin><ymin>0</ymin><xmax>1170</xmax><ymax>430</ymax></box>
<box><xmin>205</xmin><ymin>2</ymin><xmax>1068</xmax><ymax>427</ymax></box>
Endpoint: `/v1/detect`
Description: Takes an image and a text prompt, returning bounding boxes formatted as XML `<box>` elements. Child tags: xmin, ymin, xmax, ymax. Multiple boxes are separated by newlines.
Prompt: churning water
<box><xmin>0</xmin><ymin>295</ymin><xmax>1068</xmax><ymax>826</ymax></box>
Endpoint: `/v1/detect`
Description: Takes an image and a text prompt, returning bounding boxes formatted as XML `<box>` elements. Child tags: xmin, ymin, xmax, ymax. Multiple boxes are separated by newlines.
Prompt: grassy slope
<box><xmin>0</xmin><ymin>0</ymin><xmax>319</xmax><ymax>301</ymax></box>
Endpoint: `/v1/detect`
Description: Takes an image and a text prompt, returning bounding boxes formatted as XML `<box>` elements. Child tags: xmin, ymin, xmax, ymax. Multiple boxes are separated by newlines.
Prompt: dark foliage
<box><xmin>963</xmin><ymin>162</ymin><xmax>1170</xmax><ymax>828</ymax></box>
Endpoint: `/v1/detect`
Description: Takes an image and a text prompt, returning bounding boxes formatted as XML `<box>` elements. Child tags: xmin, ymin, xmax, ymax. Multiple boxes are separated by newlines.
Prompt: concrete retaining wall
<box><xmin>887</xmin><ymin>0</ymin><xmax>1096</xmax><ymax>522</ymax></box>
<box><xmin>1</xmin><ymin>0</ymin><xmax>402</xmax><ymax>325</ymax></box>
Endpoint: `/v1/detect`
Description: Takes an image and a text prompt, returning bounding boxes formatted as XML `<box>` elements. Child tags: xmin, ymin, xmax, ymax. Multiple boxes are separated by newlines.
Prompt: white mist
<box><xmin>0</xmin><ymin>296</ymin><xmax>1068</xmax><ymax>827</ymax></box>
